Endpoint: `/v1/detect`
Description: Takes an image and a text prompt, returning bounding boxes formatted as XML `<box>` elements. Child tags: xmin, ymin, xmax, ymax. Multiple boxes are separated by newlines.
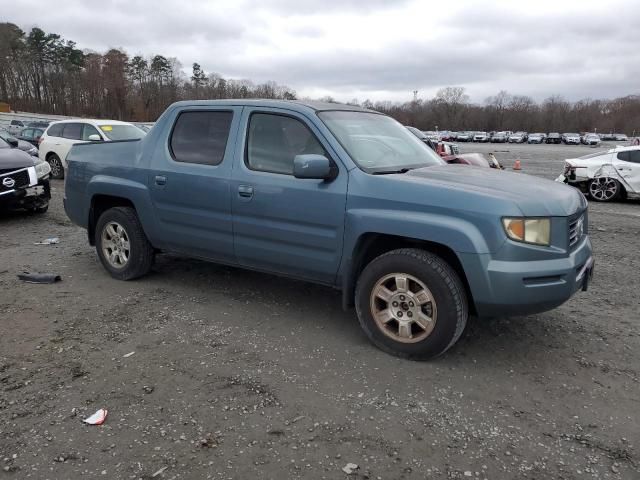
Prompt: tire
<box><xmin>355</xmin><ymin>248</ymin><xmax>468</xmax><ymax>360</ymax></box>
<box><xmin>588</xmin><ymin>177</ymin><xmax>621</xmax><ymax>202</ymax></box>
<box><xmin>95</xmin><ymin>206</ymin><xmax>154</xmax><ymax>280</ymax></box>
<box><xmin>47</xmin><ymin>153</ymin><xmax>64</xmax><ymax>179</ymax></box>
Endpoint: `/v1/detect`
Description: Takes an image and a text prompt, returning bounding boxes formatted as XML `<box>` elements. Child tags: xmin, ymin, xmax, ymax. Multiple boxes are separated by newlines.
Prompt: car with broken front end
<box><xmin>0</xmin><ymin>137</ymin><xmax>51</xmax><ymax>213</ymax></box>
<box><xmin>63</xmin><ymin>100</ymin><xmax>594</xmax><ymax>360</ymax></box>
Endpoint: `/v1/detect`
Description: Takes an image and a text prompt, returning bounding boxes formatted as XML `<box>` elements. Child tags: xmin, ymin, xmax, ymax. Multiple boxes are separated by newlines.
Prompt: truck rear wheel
<box><xmin>95</xmin><ymin>207</ymin><xmax>154</xmax><ymax>280</ymax></box>
<box><xmin>355</xmin><ymin>248</ymin><xmax>468</xmax><ymax>360</ymax></box>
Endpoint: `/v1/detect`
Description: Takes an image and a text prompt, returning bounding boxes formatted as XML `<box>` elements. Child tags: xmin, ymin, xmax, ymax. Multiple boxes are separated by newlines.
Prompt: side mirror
<box><xmin>293</xmin><ymin>154</ymin><xmax>335</xmax><ymax>180</ymax></box>
<box><xmin>6</xmin><ymin>137</ymin><xmax>18</xmax><ymax>148</ymax></box>
<box><xmin>88</xmin><ymin>134</ymin><xmax>102</xmax><ymax>141</ymax></box>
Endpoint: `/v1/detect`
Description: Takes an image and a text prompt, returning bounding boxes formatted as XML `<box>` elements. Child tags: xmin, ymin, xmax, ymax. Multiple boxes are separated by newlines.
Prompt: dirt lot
<box><xmin>1</xmin><ymin>144</ymin><xmax>639</xmax><ymax>479</ymax></box>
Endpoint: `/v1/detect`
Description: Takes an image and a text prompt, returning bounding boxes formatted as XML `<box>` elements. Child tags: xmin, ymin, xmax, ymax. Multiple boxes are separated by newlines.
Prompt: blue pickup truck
<box><xmin>64</xmin><ymin>100</ymin><xmax>594</xmax><ymax>359</ymax></box>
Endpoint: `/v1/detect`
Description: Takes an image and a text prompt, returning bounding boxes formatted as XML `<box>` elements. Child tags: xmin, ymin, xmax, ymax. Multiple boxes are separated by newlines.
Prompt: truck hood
<box><xmin>0</xmin><ymin>147</ymin><xmax>37</xmax><ymax>170</ymax></box>
<box><xmin>400</xmin><ymin>164</ymin><xmax>583</xmax><ymax>217</ymax></box>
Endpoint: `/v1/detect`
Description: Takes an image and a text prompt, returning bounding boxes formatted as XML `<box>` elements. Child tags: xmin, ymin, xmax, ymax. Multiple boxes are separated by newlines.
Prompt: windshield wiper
<box><xmin>372</xmin><ymin>167</ymin><xmax>414</xmax><ymax>175</ymax></box>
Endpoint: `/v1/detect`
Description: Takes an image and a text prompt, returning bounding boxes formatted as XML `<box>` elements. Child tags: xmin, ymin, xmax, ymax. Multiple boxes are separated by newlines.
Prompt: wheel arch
<box><xmin>342</xmin><ymin>232</ymin><xmax>476</xmax><ymax>316</ymax></box>
<box><xmin>88</xmin><ymin>195</ymin><xmax>137</xmax><ymax>245</ymax></box>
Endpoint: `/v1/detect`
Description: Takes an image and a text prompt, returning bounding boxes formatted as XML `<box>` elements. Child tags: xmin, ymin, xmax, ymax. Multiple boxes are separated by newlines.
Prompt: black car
<box><xmin>546</xmin><ymin>132</ymin><xmax>561</xmax><ymax>144</ymax></box>
<box><xmin>405</xmin><ymin>126</ymin><xmax>438</xmax><ymax>150</ymax></box>
<box><xmin>17</xmin><ymin>127</ymin><xmax>45</xmax><ymax>148</ymax></box>
<box><xmin>0</xmin><ymin>137</ymin><xmax>51</xmax><ymax>213</ymax></box>
<box><xmin>0</xmin><ymin>128</ymin><xmax>39</xmax><ymax>156</ymax></box>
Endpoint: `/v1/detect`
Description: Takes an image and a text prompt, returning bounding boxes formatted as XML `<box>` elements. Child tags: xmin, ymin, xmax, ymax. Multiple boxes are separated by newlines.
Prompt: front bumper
<box><xmin>0</xmin><ymin>179</ymin><xmax>50</xmax><ymax>210</ymax></box>
<box><xmin>460</xmin><ymin>235</ymin><xmax>594</xmax><ymax>317</ymax></box>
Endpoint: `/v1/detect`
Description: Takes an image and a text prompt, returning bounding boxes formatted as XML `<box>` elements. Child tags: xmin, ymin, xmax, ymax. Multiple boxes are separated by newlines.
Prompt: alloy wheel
<box><xmin>101</xmin><ymin>221</ymin><xmax>130</xmax><ymax>268</ymax></box>
<box><xmin>589</xmin><ymin>177</ymin><xmax>618</xmax><ymax>201</ymax></box>
<box><xmin>370</xmin><ymin>273</ymin><xmax>437</xmax><ymax>343</ymax></box>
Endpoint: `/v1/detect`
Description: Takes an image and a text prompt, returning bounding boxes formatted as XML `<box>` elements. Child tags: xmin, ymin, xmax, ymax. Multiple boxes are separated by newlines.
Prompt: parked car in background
<box><xmin>562</xmin><ymin>133</ymin><xmax>581</xmax><ymax>145</ymax></box>
<box><xmin>546</xmin><ymin>132</ymin><xmax>562</xmax><ymax>144</ymax></box>
<box><xmin>527</xmin><ymin>133</ymin><xmax>544</xmax><ymax>144</ymax></box>
<box><xmin>135</xmin><ymin>122</ymin><xmax>155</xmax><ymax>133</ymax></box>
<box><xmin>600</xmin><ymin>133</ymin><xmax>614</xmax><ymax>141</ymax></box>
<box><xmin>491</xmin><ymin>132</ymin><xmax>508</xmax><ymax>143</ymax></box>
<box><xmin>0</xmin><ymin>136</ymin><xmax>51</xmax><ymax>213</ymax></box>
<box><xmin>508</xmin><ymin>132</ymin><xmax>526</xmax><ymax>143</ymax></box>
<box><xmin>0</xmin><ymin>128</ymin><xmax>38</xmax><ymax>157</ymax></box>
<box><xmin>39</xmin><ymin>119</ymin><xmax>146</xmax><ymax>179</ymax></box>
<box><xmin>6</xmin><ymin>119</ymin><xmax>26</xmax><ymax>136</ymax></box>
<box><xmin>17</xmin><ymin>127</ymin><xmax>45</xmax><ymax>147</ymax></box>
<box><xmin>406</xmin><ymin>126</ymin><xmax>437</xmax><ymax>150</ymax></box>
<box><xmin>406</xmin><ymin>127</ymin><xmax>458</xmax><ymax>156</ymax></box>
<box><xmin>443</xmin><ymin>152</ymin><xmax>503</xmax><ymax>169</ymax></box>
<box><xmin>556</xmin><ymin>145</ymin><xmax>640</xmax><ymax>202</ymax></box>
<box><xmin>456</xmin><ymin>131</ymin><xmax>473</xmax><ymax>142</ymax></box>
<box><xmin>473</xmin><ymin>131</ymin><xmax>489</xmax><ymax>142</ymax></box>
<box><xmin>63</xmin><ymin>99</ymin><xmax>594</xmax><ymax>360</ymax></box>
<box><xmin>583</xmin><ymin>134</ymin><xmax>601</xmax><ymax>146</ymax></box>
<box><xmin>614</xmin><ymin>133</ymin><xmax>629</xmax><ymax>142</ymax></box>
<box><xmin>27</xmin><ymin>121</ymin><xmax>51</xmax><ymax>129</ymax></box>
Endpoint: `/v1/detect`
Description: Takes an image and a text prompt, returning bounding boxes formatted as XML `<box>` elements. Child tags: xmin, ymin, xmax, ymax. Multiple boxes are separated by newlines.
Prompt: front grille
<box><xmin>568</xmin><ymin>214</ymin><xmax>584</xmax><ymax>248</ymax></box>
<box><xmin>0</xmin><ymin>168</ymin><xmax>30</xmax><ymax>193</ymax></box>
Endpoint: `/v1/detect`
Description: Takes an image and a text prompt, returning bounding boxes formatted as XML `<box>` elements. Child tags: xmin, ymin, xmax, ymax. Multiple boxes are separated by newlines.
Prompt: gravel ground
<box><xmin>1</xmin><ymin>143</ymin><xmax>639</xmax><ymax>479</ymax></box>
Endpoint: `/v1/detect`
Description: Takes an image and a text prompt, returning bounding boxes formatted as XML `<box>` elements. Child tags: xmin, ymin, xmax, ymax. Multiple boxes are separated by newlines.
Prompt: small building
<box><xmin>0</xmin><ymin>102</ymin><xmax>10</xmax><ymax>113</ymax></box>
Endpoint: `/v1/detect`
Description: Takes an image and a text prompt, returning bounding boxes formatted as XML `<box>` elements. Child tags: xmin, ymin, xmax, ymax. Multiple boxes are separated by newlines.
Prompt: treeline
<box><xmin>349</xmin><ymin>87</ymin><xmax>640</xmax><ymax>135</ymax></box>
<box><xmin>0</xmin><ymin>23</ymin><xmax>296</xmax><ymax>121</ymax></box>
<box><xmin>1</xmin><ymin>22</ymin><xmax>639</xmax><ymax>133</ymax></box>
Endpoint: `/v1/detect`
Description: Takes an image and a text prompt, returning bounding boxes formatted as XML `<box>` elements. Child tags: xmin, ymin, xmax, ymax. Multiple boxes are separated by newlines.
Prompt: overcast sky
<box><xmin>5</xmin><ymin>0</ymin><xmax>640</xmax><ymax>103</ymax></box>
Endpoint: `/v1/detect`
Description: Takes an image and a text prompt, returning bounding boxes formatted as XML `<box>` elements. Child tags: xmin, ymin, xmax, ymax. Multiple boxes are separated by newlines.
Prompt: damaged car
<box><xmin>0</xmin><ymin>137</ymin><xmax>51</xmax><ymax>213</ymax></box>
<box><xmin>555</xmin><ymin>146</ymin><xmax>640</xmax><ymax>202</ymax></box>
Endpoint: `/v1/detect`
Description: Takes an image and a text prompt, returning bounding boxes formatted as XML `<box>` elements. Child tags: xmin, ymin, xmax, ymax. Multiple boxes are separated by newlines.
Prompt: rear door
<box><xmin>230</xmin><ymin>108</ymin><xmax>348</xmax><ymax>284</ymax></box>
<box><xmin>58</xmin><ymin>123</ymin><xmax>85</xmax><ymax>164</ymax></box>
<box><xmin>613</xmin><ymin>150</ymin><xmax>640</xmax><ymax>193</ymax></box>
<box><xmin>148</xmin><ymin>107</ymin><xmax>241</xmax><ymax>263</ymax></box>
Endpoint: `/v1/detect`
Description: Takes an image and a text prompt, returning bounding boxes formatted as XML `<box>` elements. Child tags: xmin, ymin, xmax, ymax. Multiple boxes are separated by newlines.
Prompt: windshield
<box><xmin>98</xmin><ymin>124</ymin><xmax>146</xmax><ymax>141</ymax></box>
<box><xmin>318</xmin><ymin>111</ymin><xmax>445</xmax><ymax>173</ymax></box>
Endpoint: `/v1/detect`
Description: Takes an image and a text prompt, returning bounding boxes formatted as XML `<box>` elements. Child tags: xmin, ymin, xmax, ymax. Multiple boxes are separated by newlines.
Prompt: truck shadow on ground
<box><xmin>149</xmin><ymin>253</ymin><xmax>573</xmax><ymax>368</ymax></box>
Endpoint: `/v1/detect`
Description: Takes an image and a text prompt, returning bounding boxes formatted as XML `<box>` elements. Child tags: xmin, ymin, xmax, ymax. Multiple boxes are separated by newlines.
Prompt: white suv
<box><xmin>39</xmin><ymin>119</ymin><xmax>145</xmax><ymax>179</ymax></box>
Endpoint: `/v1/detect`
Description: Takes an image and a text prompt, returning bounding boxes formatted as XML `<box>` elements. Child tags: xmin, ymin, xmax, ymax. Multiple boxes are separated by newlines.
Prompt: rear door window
<box><xmin>627</xmin><ymin>151</ymin><xmax>640</xmax><ymax>164</ymax></box>
<box><xmin>62</xmin><ymin>123</ymin><xmax>83</xmax><ymax>140</ymax></box>
<box><xmin>170</xmin><ymin>111</ymin><xmax>233</xmax><ymax>165</ymax></box>
<box><xmin>47</xmin><ymin>124</ymin><xmax>64</xmax><ymax>137</ymax></box>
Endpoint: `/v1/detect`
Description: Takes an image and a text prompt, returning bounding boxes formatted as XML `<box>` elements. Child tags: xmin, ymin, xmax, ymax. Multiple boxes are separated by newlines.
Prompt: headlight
<box><xmin>28</xmin><ymin>147</ymin><xmax>38</xmax><ymax>156</ymax></box>
<box><xmin>34</xmin><ymin>160</ymin><xmax>51</xmax><ymax>179</ymax></box>
<box><xmin>502</xmin><ymin>217</ymin><xmax>551</xmax><ymax>246</ymax></box>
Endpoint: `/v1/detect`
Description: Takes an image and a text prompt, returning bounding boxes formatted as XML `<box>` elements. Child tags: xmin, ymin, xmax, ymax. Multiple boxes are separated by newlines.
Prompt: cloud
<box><xmin>4</xmin><ymin>0</ymin><xmax>640</xmax><ymax>103</ymax></box>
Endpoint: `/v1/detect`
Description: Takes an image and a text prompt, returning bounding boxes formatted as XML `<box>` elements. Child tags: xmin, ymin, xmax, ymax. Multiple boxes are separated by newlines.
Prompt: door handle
<box><xmin>154</xmin><ymin>175</ymin><xmax>167</xmax><ymax>186</ymax></box>
<box><xmin>238</xmin><ymin>185</ymin><xmax>254</xmax><ymax>198</ymax></box>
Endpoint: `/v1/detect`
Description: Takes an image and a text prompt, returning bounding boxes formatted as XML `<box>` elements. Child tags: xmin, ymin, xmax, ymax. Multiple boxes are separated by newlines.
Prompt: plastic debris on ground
<box><xmin>152</xmin><ymin>466</ymin><xmax>168</xmax><ymax>477</ymax></box>
<box><xmin>342</xmin><ymin>463</ymin><xmax>359</xmax><ymax>475</ymax></box>
<box><xmin>83</xmin><ymin>409</ymin><xmax>108</xmax><ymax>425</ymax></box>
<box><xmin>34</xmin><ymin>237</ymin><xmax>59</xmax><ymax>245</ymax></box>
<box><xmin>123</xmin><ymin>351</ymin><xmax>135</xmax><ymax>358</ymax></box>
<box><xmin>17</xmin><ymin>272</ymin><xmax>61</xmax><ymax>284</ymax></box>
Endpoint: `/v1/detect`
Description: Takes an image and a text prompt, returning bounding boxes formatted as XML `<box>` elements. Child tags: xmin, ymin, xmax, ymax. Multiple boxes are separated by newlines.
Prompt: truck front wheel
<box><xmin>95</xmin><ymin>207</ymin><xmax>154</xmax><ymax>280</ymax></box>
<box><xmin>355</xmin><ymin>248</ymin><xmax>468</xmax><ymax>360</ymax></box>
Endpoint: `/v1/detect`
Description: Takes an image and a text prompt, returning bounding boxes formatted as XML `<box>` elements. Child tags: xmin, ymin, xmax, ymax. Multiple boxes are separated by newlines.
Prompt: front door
<box><xmin>612</xmin><ymin>149</ymin><xmax>640</xmax><ymax>193</ymax></box>
<box><xmin>148</xmin><ymin>107</ymin><xmax>241</xmax><ymax>263</ymax></box>
<box><xmin>231</xmin><ymin>108</ymin><xmax>348</xmax><ymax>284</ymax></box>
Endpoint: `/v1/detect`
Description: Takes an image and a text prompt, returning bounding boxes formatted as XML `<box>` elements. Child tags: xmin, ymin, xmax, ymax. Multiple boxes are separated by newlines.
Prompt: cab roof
<box><xmin>169</xmin><ymin>99</ymin><xmax>379</xmax><ymax>114</ymax></box>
